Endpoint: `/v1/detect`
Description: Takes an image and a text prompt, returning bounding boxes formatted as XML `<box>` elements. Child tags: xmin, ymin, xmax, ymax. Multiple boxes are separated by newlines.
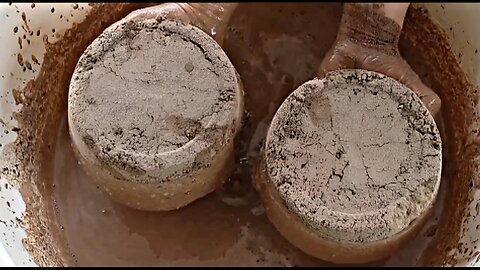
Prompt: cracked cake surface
<box><xmin>264</xmin><ymin>69</ymin><xmax>442</xmax><ymax>243</ymax></box>
<box><xmin>68</xmin><ymin>18</ymin><xmax>243</xmax><ymax>184</ymax></box>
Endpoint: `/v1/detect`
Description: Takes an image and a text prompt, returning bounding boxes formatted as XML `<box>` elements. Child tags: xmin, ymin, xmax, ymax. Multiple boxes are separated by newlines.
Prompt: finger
<box><xmin>121</xmin><ymin>4</ymin><xmax>231</xmax><ymax>46</ymax></box>
<box><xmin>389</xmin><ymin>63</ymin><xmax>442</xmax><ymax>117</ymax></box>
<box><xmin>186</xmin><ymin>3</ymin><xmax>238</xmax><ymax>46</ymax></box>
<box><xmin>317</xmin><ymin>49</ymin><xmax>355</xmax><ymax>78</ymax></box>
<box><xmin>363</xmin><ymin>57</ymin><xmax>442</xmax><ymax>117</ymax></box>
<box><xmin>122</xmin><ymin>4</ymin><xmax>191</xmax><ymax>24</ymax></box>
<box><xmin>405</xmin><ymin>77</ymin><xmax>442</xmax><ymax>117</ymax></box>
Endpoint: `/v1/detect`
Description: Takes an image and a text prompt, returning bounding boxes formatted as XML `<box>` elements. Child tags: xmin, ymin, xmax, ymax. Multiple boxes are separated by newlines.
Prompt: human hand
<box><xmin>121</xmin><ymin>3</ymin><xmax>238</xmax><ymax>46</ymax></box>
<box><xmin>318</xmin><ymin>3</ymin><xmax>441</xmax><ymax>116</ymax></box>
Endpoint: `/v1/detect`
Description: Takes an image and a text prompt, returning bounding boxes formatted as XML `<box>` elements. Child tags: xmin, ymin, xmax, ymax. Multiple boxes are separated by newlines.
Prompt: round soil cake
<box><xmin>68</xmin><ymin>18</ymin><xmax>244</xmax><ymax>211</ymax></box>
<box><xmin>254</xmin><ymin>69</ymin><xmax>442</xmax><ymax>264</ymax></box>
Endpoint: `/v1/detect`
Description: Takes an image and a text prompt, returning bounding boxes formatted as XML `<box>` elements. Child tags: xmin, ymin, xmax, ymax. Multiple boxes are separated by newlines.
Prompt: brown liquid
<box><xmin>6</xmin><ymin>3</ymin><xmax>478</xmax><ymax>267</ymax></box>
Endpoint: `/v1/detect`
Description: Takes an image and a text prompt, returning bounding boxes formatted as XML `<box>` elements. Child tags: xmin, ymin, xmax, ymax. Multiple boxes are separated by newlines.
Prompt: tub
<box><xmin>0</xmin><ymin>2</ymin><xmax>479</xmax><ymax>267</ymax></box>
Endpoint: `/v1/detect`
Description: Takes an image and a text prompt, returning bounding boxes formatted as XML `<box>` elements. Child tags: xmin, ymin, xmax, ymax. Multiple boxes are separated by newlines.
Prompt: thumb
<box><xmin>393</xmin><ymin>67</ymin><xmax>442</xmax><ymax>117</ymax></box>
<box><xmin>404</xmin><ymin>77</ymin><xmax>442</xmax><ymax>117</ymax></box>
<box><xmin>318</xmin><ymin>49</ymin><xmax>355</xmax><ymax>78</ymax></box>
<box><xmin>122</xmin><ymin>4</ymin><xmax>190</xmax><ymax>23</ymax></box>
<box><xmin>122</xmin><ymin>4</ymin><xmax>235</xmax><ymax>46</ymax></box>
<box><xmin>363</xmin><ymin>58</ymin><xmax>442</xmax><ymax>117</ymax></box>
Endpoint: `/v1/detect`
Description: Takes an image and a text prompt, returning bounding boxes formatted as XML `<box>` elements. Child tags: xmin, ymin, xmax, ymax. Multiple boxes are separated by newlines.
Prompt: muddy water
<box><xmin>49</xmin><ymin>3</ymin><xmax>461</xmax><ymax>266</ymax></box>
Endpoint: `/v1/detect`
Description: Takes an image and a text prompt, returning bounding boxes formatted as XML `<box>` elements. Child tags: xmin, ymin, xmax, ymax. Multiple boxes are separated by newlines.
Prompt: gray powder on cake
<box><xmin>68</xmin><ymin>18</ymin><xmax>243</xmax><ymax>183</ymax></box>
<box><xmin>265</xmin><ymin>70</ymin><xmax>442</xmax><ymax>243</ymax></box>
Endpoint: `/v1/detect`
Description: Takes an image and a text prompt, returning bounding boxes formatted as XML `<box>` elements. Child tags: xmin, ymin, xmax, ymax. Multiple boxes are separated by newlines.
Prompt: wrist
<box><xmin>383</xmin><ymin>3</ymin><xmax>410</xmax><ymax>27</ymax></box>
<box><xmin>337</xmin><ymin>3</ymin><xmax>404</xmax><ymax>56</ymax></box>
